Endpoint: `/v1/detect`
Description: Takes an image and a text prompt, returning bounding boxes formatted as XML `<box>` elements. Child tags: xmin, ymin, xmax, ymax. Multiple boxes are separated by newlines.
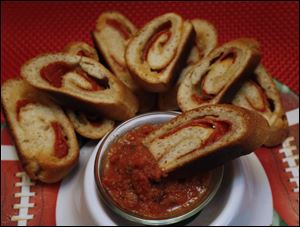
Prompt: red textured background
<box><xmin>1</xmin><ymin>1</ymin><xmax>299</xmax><ymax>94</ymax></box>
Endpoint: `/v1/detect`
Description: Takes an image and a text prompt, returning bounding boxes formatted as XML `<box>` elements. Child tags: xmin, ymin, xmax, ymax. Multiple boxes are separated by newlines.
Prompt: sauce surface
<box><xmin>102</xmin><ymin>124</ymin><xmax>213</xmax><ymax>219</ymax></box>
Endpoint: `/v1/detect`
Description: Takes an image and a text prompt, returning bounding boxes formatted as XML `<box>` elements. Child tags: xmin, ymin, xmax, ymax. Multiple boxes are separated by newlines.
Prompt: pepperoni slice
<box><xmin>159</xmin><ymin>118</ymin><xmax>231</xmax><ymax>147</ymax></box>
<box><xmin>40</xmin><ymin>61</ymin><xmax>108</xmax><ymax>91</ymax></box>
<box><xmin>40</xmin><ymin>61</ymin><xmax>75</xmax><ymax>88</ymax></box>
<box><xmin>51</xmin><ymin>122</ymin><xmax>68</xmax><ymax>158</ymax></box>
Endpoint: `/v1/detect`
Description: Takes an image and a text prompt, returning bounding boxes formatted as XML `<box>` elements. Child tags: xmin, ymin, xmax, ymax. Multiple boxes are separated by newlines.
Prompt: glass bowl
<box><xmin>94</xmin><ymin>111</ymin><xmax>224</xmax><ymax>225</ymax></box>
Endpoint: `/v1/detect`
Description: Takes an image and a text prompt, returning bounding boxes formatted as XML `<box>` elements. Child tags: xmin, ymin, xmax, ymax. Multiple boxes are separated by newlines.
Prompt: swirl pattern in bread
<box><xmin>177</xmin><ymin>38</ymin><xmax>261</xmax><ymax>111</ymax></box>
<box><xmin>143</xmin><ymin>104</ymin><xmax>270</xmax><ymax>173</ymax></box>
<box><xmin>1</xmin><ymin>79</ymin><xmax>79</xmax><ymax>183</ymax></box>
<box><xmin>125</xmin><ymin>13</ymin><xmax>195</xmax><ymax>92</ymax></box>
<box><xmin>63</xmin><ymin>41</ymin><xmax>99</xmax><ymax>61</ymax></box>
<box><xmin>63</xmin><ymin>42</ymin><xmax>115</xmax><ymax>139</ymax></box>
<box><xmin>159</xmin><ymin>19</ymin><xmax>218</xmax><ymax>110</ymax></box>
<box><xmin>92</xmin><ymin>11</ymin><xmax>156</xmax><ymax>113</ymax></box>
<box><xmin>232</xmin><ymin>64</ymin><xmax>289</xmax><ymax>146</ymax></box>
<box><xmin>93</xmin><ymin>11</ymin><xmax>138</xmax><ymax>91</ymax></box>
<box><xmin>21</xmin><ymin>53</ymin><xmax>139</xmax><ymax>121</ymax></box>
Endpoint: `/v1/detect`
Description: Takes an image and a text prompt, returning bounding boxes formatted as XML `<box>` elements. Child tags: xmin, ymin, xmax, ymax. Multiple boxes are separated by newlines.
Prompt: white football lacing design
<box><xmin>279</xmin><ymin>137</ymin><xmax>299</xmax><ymax>193</ymax></box>
<box><xmin>11</xmin><ymin>172</ymin><xmax>35</xmax><ymax>226</ymax></box>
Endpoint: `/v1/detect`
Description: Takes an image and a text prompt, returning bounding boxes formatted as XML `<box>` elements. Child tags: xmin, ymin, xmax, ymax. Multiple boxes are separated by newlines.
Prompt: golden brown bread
<box><xmin>92</xmin><ymin>11</ymin><xmax>138</xmax><ymax>92</ymax></box>
<box><xmin>125</xmin><ymin>13</ymin><xmax>195</xmax><ymax>92</ymax></box>
<box><xmin>63</xmin><ymin>41</ymin><xmax>99</xmax><ymax>61</ymax></box>
<box><xmin>1</xmin><ymin>79</ymin><xmax>79</xmax><ymax>183</ymax></box>
<box><xmin>143</xmin><ymin>104</ymin><xmax>270</xmax><ymax>173</ymax></box>
<box><xmin>158</xmin><ymin>19</ymin><xmax>218</xmax><ymax>110</ymax></box>
<box><xmin>65</xmin><ymin>109</ymin><xmax>114</xmax><ymax>140</ymax></box>
<box><xmin>92</xmin><ymin>12</ymin><xmax>157</xmax><ymax>113</ymax></box>
<box><xmin>63</xmin><ymin>42</ymin><xmax>115</xmax><ymax>139</ymax></box>
<box><xmin>177</xmin><ymin>38</ymin><xmax>261</xmax><ymax>111</ymax></box>
<box><xmin>232</xmin><ymin>64</ymin><xmax>289</xmax><ymax>146</ymax></box>
<box><xmin>21</xmin><ymin>53</ymin><xmax>139</xmax><ymax>121</ymax></box>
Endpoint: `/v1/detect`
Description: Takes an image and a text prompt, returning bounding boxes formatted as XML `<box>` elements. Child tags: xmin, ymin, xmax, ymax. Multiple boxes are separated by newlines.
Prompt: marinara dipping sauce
<box><xmin>102</xmin><ymin>124</ymin><xmax>214</xmax><ymax>219</ymax></box>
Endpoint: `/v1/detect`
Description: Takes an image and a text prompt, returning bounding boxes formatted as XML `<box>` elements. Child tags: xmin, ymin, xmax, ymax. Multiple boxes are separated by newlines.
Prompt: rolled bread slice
<box><xmin>1</xmin><ymin>79</ymin><xmax>79</xmax><ymax>183</ymax></box>
<box><xmin>143</xmin><ymin>104</ymin><xmax>270</xmax><ymax>173</ymax></box>
<box><xmin>21</xmin><ymin>53</ymin><xmax>139</xmax><ymax>121</ymax></box>
<box><xmin>159</xmin><ymin>19</ymin><xmax>218</xmax><ymax>110</ymax></box>
<box><xmin>63</xmin><ymin>42</ymin><xmax>115</xmax><ymax>139</ymax></box>
<box><xmin>63</xmin><ymin>41</ymin><xmax>99</xmax><ymax>61</ymax></box>
<box><xmin>177</xmin><ymin>38</ymin><xmax>261</xmax><ymax>111</ymax></box>
<box><xmin>92</xmin><ymin>11</ymin><xmax>156</xmax><ymax>113</ymax></box>
<box><xmin>125</xmin><ymin>13</ymin><xmax>195</xmax><ymax>92</ymax></box>
<box><xmin>92</xmin><ymin>11</ymin><xmax>138</xmax><ymax>92</ymax></box>
<box><xmin>232</xmin><ymin>64</ymin><xmax>289</xmax><ymax>146</ymax></box>
<box><xmin>65</xmin><ymin>110</ymin><xmax>114</xmax><ymax>140</ymax></box>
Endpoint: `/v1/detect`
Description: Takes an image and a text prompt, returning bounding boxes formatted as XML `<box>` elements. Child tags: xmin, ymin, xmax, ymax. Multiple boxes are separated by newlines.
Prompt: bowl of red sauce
<box><xmin>94</xmin><ymin>111</ymin><xmax>224</xmax><ymax>225</ymax></box>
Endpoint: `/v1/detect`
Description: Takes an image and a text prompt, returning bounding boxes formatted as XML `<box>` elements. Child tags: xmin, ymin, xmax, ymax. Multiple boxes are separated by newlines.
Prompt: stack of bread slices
<box><xmin>1</xmin><ymin>11</ymin><xmax>288</xmax><ymax>183</ymax></box>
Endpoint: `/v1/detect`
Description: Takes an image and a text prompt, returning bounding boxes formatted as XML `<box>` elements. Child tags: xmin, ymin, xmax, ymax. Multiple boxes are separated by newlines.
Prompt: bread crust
<box><xmin>232</xmin><ymin>64</ymin><xmax>289</xmax><ymax>146</ymax></box>
<box><xmin>1</xmin><ymin>79</ymin><xmax>79</xmax><ymax>183</ymax></box>
<box><xmin>125</xmin><ymin>13</ymin><xmax>195</xmax><ymax>92</ymax></box>
<box><xmin>21</xmin><ymin>53</ymin><xmax>139</xmax><ymax>121</ymax></box>
<box><xmin>143</xmin><ymin>104</ymin><xmax>270</xmax><ymax>173</ymax></box>
<box><xmin>63</xmin><ymin>41</ymin><xmax>99</xmax><ymax>61</ymax></box>
<box><xmin>177</xmin><ymin>38</ymin><xmax>261</xmax><ymax>111</ymax></box>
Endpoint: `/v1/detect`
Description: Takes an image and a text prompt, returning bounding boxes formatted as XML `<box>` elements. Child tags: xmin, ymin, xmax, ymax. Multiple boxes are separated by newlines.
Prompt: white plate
<box><xmin>56</xmin><ymin>141</ymin><xmax>273</xmax><ymax>226</ymax></box>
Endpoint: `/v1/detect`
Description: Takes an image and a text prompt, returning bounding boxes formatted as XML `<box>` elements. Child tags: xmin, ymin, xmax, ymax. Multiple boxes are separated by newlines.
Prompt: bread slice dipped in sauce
<box><xmin>101</xmin><ymin>104</ymin><xmax>270</xmax><ymax>219</ymax></box>
<box><xmin>143</xmin><ymin>104</ymin><xmax>270</xmax><ymax>173</ymax></box>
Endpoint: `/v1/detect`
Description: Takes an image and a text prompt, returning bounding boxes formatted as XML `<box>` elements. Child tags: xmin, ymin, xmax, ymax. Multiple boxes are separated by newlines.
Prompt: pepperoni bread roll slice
<box><xmin>159</xmin><ymin>19</ymin><xmax>218</xmax><ymax>110</ymax></box>
<box><xmin>63</xmin><ymin>42</ymin><xmax>115</xmax><ymax>139</ymax></box>
<box><xmin>125</xmin><ymin>13</ymin><xmax>195</xmax><ymax>92</ymax></box>
<box><xmin>177</xmin><ymin>38</ymin><xmax>261</xmax><ymax>111</ymax></box>
<box><xmin>21</xmin><ymin>53</ymin><xmax>139</xmax><ymax>121</ymax></box>
<box><xmin>143</xmin><ymin>104</ymin><xmax>270</xmax><ymax>173</ymax></box>
<box><xmin>232</xmin><ymin>64</ymin><xmax>289</xmax><ymax>146</ymax></box>
<box><xmin>63</xmin><ymin>41</ymin><xmax>99</xmax><ymax>61</ymax></box>
<box><xmin>92</xmin><ymin>11</ymin><xmax>138</xmax><ymax>91</ymax></box>
<box><xmin>93</xmin><ymin>11</ymin><xmax>156</xmax><ymax>113</ymax></box>
<box><xmin>1</xmin><ymin>79</ymin><xmax>79</xmax><ymax>183</ymax></box>
<box><xmin>65</xmin><ymin>110</ymin><xmax>114</xmax><ymax>140</ymax></box>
